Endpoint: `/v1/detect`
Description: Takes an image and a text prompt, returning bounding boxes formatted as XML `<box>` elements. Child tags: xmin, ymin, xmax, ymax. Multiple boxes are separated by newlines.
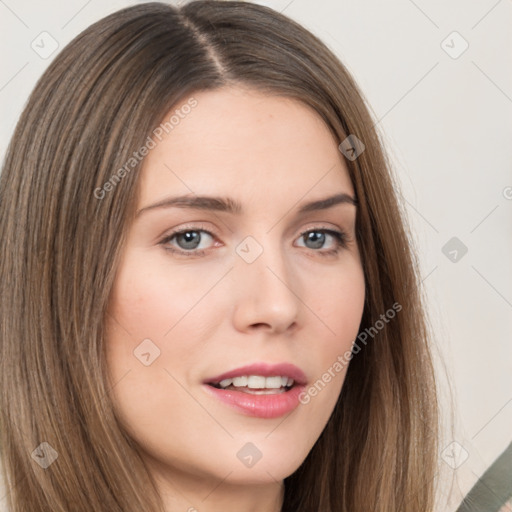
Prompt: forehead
<box><xmin>138</xmin><ymin>85</ymin><xmax>353</xmax><ymax>205</ymax></box>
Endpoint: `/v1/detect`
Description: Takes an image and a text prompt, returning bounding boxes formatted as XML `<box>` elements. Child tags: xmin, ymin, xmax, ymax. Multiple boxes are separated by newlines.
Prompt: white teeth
<box><xmin>247</xmin><ymin>376</ymin><xmax>266</xmax><ymax>388</ymax></box>
<box><xmin>219</xmin><ymin>378</ymin><xmax>233</xmax><ymax>388</ymax></box>
<box><xmin>232</xmin><ymin>376</ymin><xmax>248</xmax><ymax>387</ymax></box>
<box><xmin>216</xmin><ymin>375</ymin><xmax>295</xmax><ymax>389</ymax></box>
<box><xmin>264</xmin><ymin>376</ymin><xmax>283</xmax><ymax>389</ymax></box>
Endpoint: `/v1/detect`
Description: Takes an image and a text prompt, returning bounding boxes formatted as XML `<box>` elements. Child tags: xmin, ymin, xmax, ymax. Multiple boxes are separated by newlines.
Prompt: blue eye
<box><xmin>297</xmin><ymin>229</ymin><xmax>348</xmax><ymax>256</ymax></box>
<box><xmin>159</xmin><ymin>226</ymin><xmax>348</xmax><ymax>258</ymax></box>
<box><xmin>159</xmin><ymin>225</ymin><xmax>215</xmax><ymax>257</ymax></box>
<box><xmin>170</xmin><ymin>230</ymin><xmax>212</xmax><ymax>251</ymax></box>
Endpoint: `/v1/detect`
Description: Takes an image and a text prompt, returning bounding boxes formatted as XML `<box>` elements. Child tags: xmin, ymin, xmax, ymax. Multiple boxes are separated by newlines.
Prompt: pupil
<box><xmin>179</xmin><ymin>231</ymin><xmax>200</xmax><ymax>249</ymax></box>
<box><xmin>306</xmin><ymin>232</ymin><xmax>324</xmax><ymax>249</ymax></box>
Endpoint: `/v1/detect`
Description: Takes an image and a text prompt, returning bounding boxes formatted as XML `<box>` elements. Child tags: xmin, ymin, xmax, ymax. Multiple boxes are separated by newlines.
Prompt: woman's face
<box><xmin>105</xmin><ymin>85</ymin><xmax>365</xmax><ymax>496</ymax></box>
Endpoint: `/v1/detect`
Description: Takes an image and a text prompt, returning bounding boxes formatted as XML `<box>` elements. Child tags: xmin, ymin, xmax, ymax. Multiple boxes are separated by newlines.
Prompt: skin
<box><xmin>105</xmin><ymin>85</ymin><xmax>366</xmax><ymax>512</ymax></box>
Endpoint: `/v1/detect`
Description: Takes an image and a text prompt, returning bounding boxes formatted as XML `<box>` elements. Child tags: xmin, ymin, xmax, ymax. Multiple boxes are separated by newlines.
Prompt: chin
<box><xmin>221</xmin><ymin>436</ymin><xmax>312</xmax><ymax>484</ymax></box>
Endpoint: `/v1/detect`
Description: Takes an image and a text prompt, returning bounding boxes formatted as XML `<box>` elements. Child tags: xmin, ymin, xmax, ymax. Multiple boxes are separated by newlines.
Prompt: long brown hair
<box><xmin>0</xmin><ymin>2</ymin><xmax>440</xmax><ymax>510</ymax></box>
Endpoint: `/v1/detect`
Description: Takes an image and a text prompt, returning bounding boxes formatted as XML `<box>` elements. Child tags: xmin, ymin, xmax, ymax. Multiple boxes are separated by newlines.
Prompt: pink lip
<box><xmin>202</xmin><ymin>362</ymin><xmax>308</xmax><ymax>419</ymax></box>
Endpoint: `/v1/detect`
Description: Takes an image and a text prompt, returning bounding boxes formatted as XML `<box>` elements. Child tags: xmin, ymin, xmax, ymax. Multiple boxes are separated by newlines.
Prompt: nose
<box><xmin>231</xmin><ymin>237</ymin><xmax>301</xmax><ymax>335</ymax></box>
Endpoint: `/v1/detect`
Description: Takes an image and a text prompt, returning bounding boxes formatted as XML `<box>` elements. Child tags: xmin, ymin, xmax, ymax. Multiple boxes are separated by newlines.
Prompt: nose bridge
<box><xmin>232</xmin><ymin>232</ymin><xmax>300</xmax><ymax>332</ymax></box>
<box><xmin>235</xmin><ymin>232</ymin><xmax>290</xmax><ymax>287</ymax></box>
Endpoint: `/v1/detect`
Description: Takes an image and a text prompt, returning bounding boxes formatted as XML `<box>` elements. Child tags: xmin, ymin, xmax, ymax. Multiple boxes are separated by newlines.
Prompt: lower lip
<box><xmin>202</xmin><ymin>384</ymin><xmax>306</xmax><ymax>419</ymax></box>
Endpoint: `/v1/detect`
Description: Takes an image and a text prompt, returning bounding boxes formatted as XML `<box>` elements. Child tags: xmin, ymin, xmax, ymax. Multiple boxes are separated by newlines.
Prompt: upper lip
<box><xmin>204</xmin><ymin>362</ymin><xmax>308</xmax><ymax>386</ymax></box>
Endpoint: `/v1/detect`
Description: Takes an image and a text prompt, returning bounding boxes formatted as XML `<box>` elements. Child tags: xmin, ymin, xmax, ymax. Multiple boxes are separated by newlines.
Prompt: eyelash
<box><xmin>159</xmin><ymin>224</ymin><xmax>349</xmax><ymax>258</ymax></box>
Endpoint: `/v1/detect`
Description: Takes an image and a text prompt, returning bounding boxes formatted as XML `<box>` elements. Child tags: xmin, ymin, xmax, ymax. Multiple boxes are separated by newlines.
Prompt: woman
<box><xmin>0</xmin><ymin>1</ymin><xmax>440</xmax><ymax>511</ymax></box>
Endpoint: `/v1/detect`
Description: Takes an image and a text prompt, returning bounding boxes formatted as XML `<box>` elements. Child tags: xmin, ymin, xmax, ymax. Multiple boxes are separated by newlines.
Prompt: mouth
<box><xmin>202</xmin><ymin>362</ymin><xmax>308</xmax><ymax>418</ymax></box>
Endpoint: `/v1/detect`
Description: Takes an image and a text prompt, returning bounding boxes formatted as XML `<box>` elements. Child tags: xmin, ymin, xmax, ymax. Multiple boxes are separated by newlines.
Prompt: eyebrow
<box><xmin>136</xmin><ymin>192</ymin><xmax>357</xmax><ymax>217</ymax></box>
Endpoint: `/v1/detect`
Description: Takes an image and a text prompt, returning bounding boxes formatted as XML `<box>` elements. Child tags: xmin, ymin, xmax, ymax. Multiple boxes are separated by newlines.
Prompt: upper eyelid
<box><xmin>162</xmin><ymin>224</ymin><xmax>346</xmax><ymax>239</ymax></box>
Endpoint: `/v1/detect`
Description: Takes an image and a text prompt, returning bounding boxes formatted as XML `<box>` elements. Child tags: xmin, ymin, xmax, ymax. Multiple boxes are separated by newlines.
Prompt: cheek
<box><xmin>302</xmin><ymin>260</ymin><xmax>365</xmax><ymax>404</ymax></box>
<box><xmin>311</xmin><ymin>259</ymin><xmax>365</xmax><ymax>346</ymax></box>
<box><xmin>103</xmin><ymin>259</ymin><xmax>210</xmax><ymax>444</ymax></box>
<box><xmin>107</xmin><ymin>252</ymin><xmax>217</xmax><ymax>340</ymax></box>
<box><xmin>104</xmin><ymin>251</ymin><xmax>224</xmax><ymax>403</ymax></box>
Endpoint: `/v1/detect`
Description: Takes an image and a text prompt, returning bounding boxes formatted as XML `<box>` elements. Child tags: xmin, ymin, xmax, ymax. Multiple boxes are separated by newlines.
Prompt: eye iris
<box><xmin>177</xmin><ymin>231</ymin><xmax>201</xmax><ymax>250</ymax></box>
<box><xmin>305</xmin><ymin>231</ymin><xmax>325</xmax><ymax>249</ymax></box>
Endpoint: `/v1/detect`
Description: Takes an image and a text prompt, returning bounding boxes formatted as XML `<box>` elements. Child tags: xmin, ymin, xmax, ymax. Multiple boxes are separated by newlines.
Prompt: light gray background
<box><xmin>1</xmin><ymin>1</ymin><xmax>511</xmax><ymax>510</ymax></box>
